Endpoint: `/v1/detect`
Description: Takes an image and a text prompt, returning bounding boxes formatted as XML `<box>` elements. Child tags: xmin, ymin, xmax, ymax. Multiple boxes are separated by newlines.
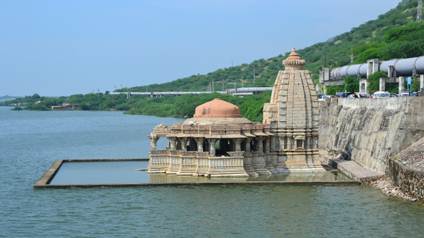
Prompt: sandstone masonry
<box><xmin>320</xmin><ymin>96</ymin><xmax>424</xmax><ymax>200</ymax></box>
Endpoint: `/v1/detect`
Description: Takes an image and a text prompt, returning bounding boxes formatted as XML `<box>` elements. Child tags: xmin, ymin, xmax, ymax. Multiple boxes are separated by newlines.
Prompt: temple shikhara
<box><xmin>263</xmin><ymin>48</ymin><xmax>321</xmax><ymax>170</ymax></box>
<box><xmin>148</xmin><ymin>49</ymin><xmax>323</xmax><ymax>177</ymax></box>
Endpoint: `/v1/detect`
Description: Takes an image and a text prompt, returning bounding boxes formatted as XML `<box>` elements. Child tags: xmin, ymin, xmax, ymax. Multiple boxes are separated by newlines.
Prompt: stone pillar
<box><xmin>398</xmin><ymin>76</ymin><xmax>405</xmax><ymax>94</ymax></box>
<box><xmin>257</xmin><ymin>137</ymin><xmax>264</xmax><ymax>154</ymax></box>
<box><xmin>181</xmin><ymin>138</ymin><xmax>187</xmax><ymax>152</ymax></box>
<box><xmin>359</xmin><ymin>79</ymin><xmax>368</xmax><ymax>95</ymax></box>
<box><xmin>195</xmin><ymin>138</ymin><xmax>204</xmax><ymax>152</ymax></box>
<box><xmin>289</xmin><ymin>137</ymin><xmax>294</xmax><ymax>150</ymax></box>
<box><xmin>379</xmin><ymin>78</ymin><xmax>386</xmax><ymax>92</ymax></box>
<box><xmin>150</xmin><ymin>135</ymin><xmax>158</xmax><ymax>151</ymax></box>
<box><xmin>367</xmin><ymin>59</ymin><xmax>379</xmax><ymax>79</ymax></box>
<box><xmin>315</xmin><ymin>136</ymin><xmax>319</xmax><ymax>149</ymax></box>
<box><xmin>235</xmin><ymin>139</ymin><xmax>242</xmax><ymax>152</ymax></box>
<box><xmin>265</xmin><ymin>138</ymin><xmax>270</xmax><ymax>153</ymax></box>
<box><xmin>209</xmin><ymin>139</ymin><xmax>216</xmax><ymax>156</ymax></box>
<box><xmin>245</xmin><ymin>138</ymin><xmax>251</xmax><ymax>152</ymax></box>
<box><xmin>169</xmin><ymin>137</ymin><xmax>177</xmax><ymax>150</ymax></box>
<box><xmin>420</xmin><ymin>75</ymin><xmax>424</xmax><ymax>91</ymax></box>
<box><xmin>279</xmin><ymin>137</ymin><xmax>285</xmax><ymax>150</ymax></box>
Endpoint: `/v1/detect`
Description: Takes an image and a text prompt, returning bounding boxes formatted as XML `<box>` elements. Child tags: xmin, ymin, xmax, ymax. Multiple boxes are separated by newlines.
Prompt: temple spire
<box><xmin>283</xmin><ymin>48</ymin><xmax>305</xmax><ymax>69</ymax></box>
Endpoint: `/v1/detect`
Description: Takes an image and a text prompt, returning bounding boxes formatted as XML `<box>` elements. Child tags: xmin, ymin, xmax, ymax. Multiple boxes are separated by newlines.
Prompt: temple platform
<box><xmin>34</xmin><ymin>159</ymin><xmax>358</xmax><ymax>189</ymax></box>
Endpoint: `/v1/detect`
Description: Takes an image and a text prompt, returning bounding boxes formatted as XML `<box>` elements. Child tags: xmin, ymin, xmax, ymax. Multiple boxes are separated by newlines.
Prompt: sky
<box><xmin>0</xmin><ymin>0</ymin><xmax>401</xmax><ymax>96</ymax></box>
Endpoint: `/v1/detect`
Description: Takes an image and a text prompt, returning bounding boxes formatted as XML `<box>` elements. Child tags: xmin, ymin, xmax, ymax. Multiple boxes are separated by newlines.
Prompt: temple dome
<box><xmin>194</xmin><ymin>98</ymin><xmax>241</xmax><ymax>118</ymax></box>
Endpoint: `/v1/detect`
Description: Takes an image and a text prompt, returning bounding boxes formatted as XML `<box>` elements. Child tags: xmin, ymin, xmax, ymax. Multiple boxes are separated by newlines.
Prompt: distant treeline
<box><xmin>1</xmin><ymin>92</ymin><xmax>271</xmax><ymax>122</ymax></box>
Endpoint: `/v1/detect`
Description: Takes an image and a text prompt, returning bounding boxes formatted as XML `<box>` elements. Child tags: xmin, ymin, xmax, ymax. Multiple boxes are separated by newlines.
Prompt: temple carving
<box><xmin>263</xmin><ymin>48</ymin><xmax>321</xmax><ymax>170</ymax></box>
<box><xmin>148</xmin><ymin>49</ymin><xmax>323</xmax><ymax>177</ymax></box>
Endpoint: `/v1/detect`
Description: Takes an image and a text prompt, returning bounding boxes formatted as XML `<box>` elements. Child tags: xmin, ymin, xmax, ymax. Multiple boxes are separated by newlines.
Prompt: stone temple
<box><xmin>148</xmin><ymin>49</ymin><xmax>323</xmax><ymax>177</ymax></box>
<box><xmin>263</xmin><ymin>48</ymin><xmax>321</xmax><ymax>170</ymax></box>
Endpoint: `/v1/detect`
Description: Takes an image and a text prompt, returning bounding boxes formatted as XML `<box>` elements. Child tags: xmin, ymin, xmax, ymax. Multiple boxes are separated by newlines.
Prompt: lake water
<box><xmin>49</xmin><ymin>160</ymin><xmax>352</xmax><ymax>185</ymax></box>
<box><xmin>1</xmin><ymin>106</ymin><xmax>423</xmax><ymax>237</ymax></box>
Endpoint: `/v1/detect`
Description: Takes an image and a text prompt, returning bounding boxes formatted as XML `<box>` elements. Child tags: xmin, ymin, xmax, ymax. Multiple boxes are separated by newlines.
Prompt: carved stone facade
<box><xmin>148</xmin><ymin>99</ymin><xmax>282</xmax><ymax>177</ymax></box>
<box><xmin>148</xmin><ymin>49</ymin><xmax>323</xmax><ymax>177</ymax></box>
<box><xmin>263</xmin><ymin>49</ymin><xmax>322</xmax><ymax>170</ymax></box>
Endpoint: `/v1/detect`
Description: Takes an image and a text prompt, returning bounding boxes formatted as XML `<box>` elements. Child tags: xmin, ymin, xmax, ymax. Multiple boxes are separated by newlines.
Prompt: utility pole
<box><xmin>418</xmin><ymin>0</ymin><xmax>423</xmax><ymax>21</ymax></box>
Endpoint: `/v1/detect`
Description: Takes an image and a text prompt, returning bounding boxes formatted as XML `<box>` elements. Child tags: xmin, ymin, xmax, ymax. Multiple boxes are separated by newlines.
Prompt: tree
<box><xmin>367</xmin><ymin>72</ymin><xmax>386</xmax><ymax>94</ymax></box>
<box><xmin>412</xmin><ymin>76</ymin><xmax>420</xmax><ymax>92</ymax></box>
<box><xmin>343</xmin><ymin>76</ymin><xmax>359</xmax><ymax>93</ymax></box>
<box><xmin>326</xmin><ymin>85</ymin><xmax>344</xmax><ymax>95</ymax></box>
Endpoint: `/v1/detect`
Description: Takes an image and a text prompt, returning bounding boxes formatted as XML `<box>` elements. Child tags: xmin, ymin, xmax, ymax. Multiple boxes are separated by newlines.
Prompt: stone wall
<box><xmin>319</xmin><ymin>97</ymin><xmax>424</xmax><ymax>173</ymax></box>
<box><xmin>388</xmin><ymin>159</ymin><xmax>424</xmax><ymax>200</ymax></box>
<box><xmin>387</xmin><ymin>137</ymin><xmax>424</xmax><ymax>200</ymax></box>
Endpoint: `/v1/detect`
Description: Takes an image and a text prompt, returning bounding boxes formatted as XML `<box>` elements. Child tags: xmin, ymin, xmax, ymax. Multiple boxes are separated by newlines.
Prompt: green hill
<box><xmin>4</xmin><ymin>0</ymin><xmax>424</xmax><ymax>122</ymax></box>
<box><xmin>120</xmin><ymin>0</ymin><xmax>424</xmax><ymax>92</ymax></box>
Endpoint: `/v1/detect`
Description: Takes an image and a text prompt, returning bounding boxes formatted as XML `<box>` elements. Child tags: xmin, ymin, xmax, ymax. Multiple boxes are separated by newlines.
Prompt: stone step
<box><xmin>331</xmin><ymin>159</ymin><xmax>384</xmax><ymax>182</ymax></box>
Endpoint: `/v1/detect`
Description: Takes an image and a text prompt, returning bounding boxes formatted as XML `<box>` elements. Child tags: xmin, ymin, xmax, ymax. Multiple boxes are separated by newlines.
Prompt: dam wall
<box><xmin>319</xmin><ymin>97</ymin><xmax>424</xmax><ymax>174</ymax></box>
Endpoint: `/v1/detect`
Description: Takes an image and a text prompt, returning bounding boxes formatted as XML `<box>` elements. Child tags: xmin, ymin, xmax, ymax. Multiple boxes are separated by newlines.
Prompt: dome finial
<box><xmin>283</xmin><ymin>47</ymin><xmax>305</xmax><ymax>67</ymax></box>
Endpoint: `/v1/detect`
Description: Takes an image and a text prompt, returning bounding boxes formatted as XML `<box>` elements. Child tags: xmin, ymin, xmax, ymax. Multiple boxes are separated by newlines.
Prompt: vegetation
<box><xmin>119</xmin><ymin>0</ymin><xmax>424</xmax><ymax>93</ymax></box>
<box><xmin>344</xmin><ymin>76</ymin><xmax>359</xmax><ymax>93</ymax></box>
<box><xmin>367</xmin><ymin>72</ymin><xmax>387</xmax><ymax>94</ymax></box>
<box><xmin>1</xmin><ymin>92</ymin><xmax>271</xmax><ymax>122</ymax></box>
<box><xmin>412</xmin><ymin>76</ymin><xmax>421</xmax><ymax>92</ymax></box>
<box><xmin>325</xmin><ymin>85</ymin><xmax>344</xmax><ymax>95</ymax></box>
<box><xmin>3</xmin><ymin>0</ymin><xmax>423</xmax><ymax>119</ymax></box>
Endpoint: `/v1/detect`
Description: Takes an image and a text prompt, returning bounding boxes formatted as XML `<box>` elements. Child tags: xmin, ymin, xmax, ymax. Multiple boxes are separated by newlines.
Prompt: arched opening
<box><xmin>250</xmin><ymin>138</ymin><xmax>258</xmax><ymax>152</ymax></box>
<box><xmin>156</xmin><ymin>137</ymin><xmax>169</xmax><ymax>150</ymax></box>
<box><xmin>187</xmin><ymin>138</ymin><xmax>198</xmax><ymax>152</ymax></box>
<box><xmin>241</xmin><ymin>140</ymin><xmax>246</xmax><ymax>152</ymax></box>
<box><xmin>203</xmin><ymin>139</ymin><xmax>210</xmax><ymax>152</ymax></box>
<box><xmin>215</xmin><ymin>139</ymin><xmax>235</xmax><ymax>156</ymax></box>
<box><xmin>176</xmin><ymin>139</ymin><xmax>182</xmax><ymax>150</ymax></box>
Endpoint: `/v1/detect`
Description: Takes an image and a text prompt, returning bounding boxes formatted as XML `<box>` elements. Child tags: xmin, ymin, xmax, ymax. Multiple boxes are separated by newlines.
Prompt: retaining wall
<box><xmin>319</xmin><ymin>97</ymin><xmax>424</xmax><ymax>173</ymax></box>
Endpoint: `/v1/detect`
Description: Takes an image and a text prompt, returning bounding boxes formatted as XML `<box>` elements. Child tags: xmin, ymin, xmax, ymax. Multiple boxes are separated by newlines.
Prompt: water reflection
<box><xmin>50</xmin><ymin>160</ymin><xmax>352</xmax><ymax>185</ymax></box>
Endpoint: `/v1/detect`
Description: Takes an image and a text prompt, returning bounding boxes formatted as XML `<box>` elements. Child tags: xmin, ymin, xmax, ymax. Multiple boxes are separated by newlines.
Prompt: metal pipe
<box><xmin>329</xmin><ymin>56</ymin><xmax>424</xmax><ymax>80</ymax></box>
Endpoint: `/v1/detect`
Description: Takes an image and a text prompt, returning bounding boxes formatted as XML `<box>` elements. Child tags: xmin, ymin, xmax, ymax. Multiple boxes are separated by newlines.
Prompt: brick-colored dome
<box><xmin>194</xmin><ymin>98</ymin><xmax>241</xmax><ymax>118</ymax></box>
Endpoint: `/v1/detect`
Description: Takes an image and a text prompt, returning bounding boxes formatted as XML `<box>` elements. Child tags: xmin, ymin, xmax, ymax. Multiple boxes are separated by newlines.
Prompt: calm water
<box><xmin>50</xmin><ymin>161</ymin><xmax>352</xmax><ymax>185</ymax></box>
<box><xmin>1</xmin><ymin>106</ymin><xmax>423</xmax><ymax>238</ymax></box>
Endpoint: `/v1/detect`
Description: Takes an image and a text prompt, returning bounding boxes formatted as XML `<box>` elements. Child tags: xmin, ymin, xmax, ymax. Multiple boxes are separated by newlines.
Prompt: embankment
<box><xmin>388</xmin><ymin>137</ymin><xmax>424</xmax><ymax>200</ymax></box>
<box><xmin>319</xmin><ymin>97</ymin><xmax>424</xmax><ymax>199</ymax></box>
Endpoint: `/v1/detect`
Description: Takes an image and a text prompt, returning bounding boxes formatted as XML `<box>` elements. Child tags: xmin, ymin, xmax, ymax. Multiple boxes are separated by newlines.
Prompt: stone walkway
<box><xmin>332</xmin><ymin>159</ymin><xmax>384</xmax><ymax>182</ymax></box>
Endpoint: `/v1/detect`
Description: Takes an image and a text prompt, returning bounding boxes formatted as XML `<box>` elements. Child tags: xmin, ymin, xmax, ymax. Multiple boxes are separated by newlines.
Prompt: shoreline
<box><xmin>0</xmin><ymin>106</ymin><xmax>185</xmax><ymax>119</ymax></box>
<box><xmin>368</xmin><ymin>177</ymin><xmax>419</xmax><ymax>202</ymax></box>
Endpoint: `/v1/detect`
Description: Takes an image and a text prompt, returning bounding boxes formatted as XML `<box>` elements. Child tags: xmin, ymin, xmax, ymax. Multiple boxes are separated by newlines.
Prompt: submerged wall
<box><xmin>319</xmin><ymin>97</ymin><xmax>424</xmax><ymax>173</ymax></box>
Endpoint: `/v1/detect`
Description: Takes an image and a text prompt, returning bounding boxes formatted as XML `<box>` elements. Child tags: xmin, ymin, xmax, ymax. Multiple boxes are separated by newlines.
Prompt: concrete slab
<box><xmin>331</xmin><ymin>159</ymin><xmax>384</xmax><ymax>182</ymax></box>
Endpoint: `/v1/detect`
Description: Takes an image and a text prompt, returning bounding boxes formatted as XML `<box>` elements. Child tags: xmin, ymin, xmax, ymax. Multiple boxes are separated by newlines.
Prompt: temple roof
<box><xmin>283</xmin><ymin>48</ymin><xmax>305</xmax><ymax>67</ymax></box>
<box><xmin>194</xmin><ymin>98</ymin><xmax>241</xmax><ymax>118</ymax></box>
